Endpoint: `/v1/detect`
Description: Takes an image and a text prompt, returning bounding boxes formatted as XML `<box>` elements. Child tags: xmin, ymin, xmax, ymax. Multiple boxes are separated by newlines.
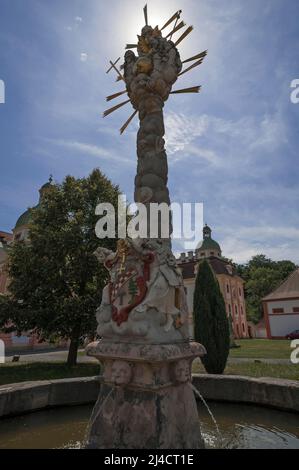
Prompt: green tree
<box><xmin>0</xmin><ymin>169</ymin><xmax>121</xmax><ymax>366</ymax></box>
<box><xmin>236</xmin><ymin>255</ymin><xmax>297</xmax><ymax>323</ymax></box>
<box><xmin>193</xmin><ymin>259</ymin><xmax>230</xmax><ymax>374</ymax></box>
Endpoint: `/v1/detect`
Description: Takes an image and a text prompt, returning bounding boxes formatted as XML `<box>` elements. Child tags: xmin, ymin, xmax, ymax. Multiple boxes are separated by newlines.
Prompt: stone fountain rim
<box><xmin>0</xmin><ymin>374</ymin><xmax>298</xmax><ymax>419</ymax></box>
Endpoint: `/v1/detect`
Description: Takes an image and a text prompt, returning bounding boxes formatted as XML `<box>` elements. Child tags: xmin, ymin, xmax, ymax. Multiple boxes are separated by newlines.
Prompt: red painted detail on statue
<box><xmin>110</xmin><ymin>251</ymin><xmax>154</xmax><ymax>326</ymax></box>
<box><xmin>112</xmin><ymin>276</ymin><xmax>148</xmax><ymax>326</ymax></box>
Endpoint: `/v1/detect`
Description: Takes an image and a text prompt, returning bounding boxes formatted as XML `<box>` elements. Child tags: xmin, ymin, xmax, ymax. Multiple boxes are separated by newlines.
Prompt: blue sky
<box><xmin>0</xmin><ymin>0</ymin><xmax>299</xmax><ymax>263</ymax></box>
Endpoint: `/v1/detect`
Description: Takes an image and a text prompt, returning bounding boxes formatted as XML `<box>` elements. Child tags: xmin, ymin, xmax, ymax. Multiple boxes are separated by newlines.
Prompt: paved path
<box><xmin>5</xmin><ymin>349</ymin><xmax>293</xmax><ymax>365</ymax></box>
<box><xmin>6</xmin><ymin>349</ymin><xmax>97</xmax><ymax>364</ymax></box>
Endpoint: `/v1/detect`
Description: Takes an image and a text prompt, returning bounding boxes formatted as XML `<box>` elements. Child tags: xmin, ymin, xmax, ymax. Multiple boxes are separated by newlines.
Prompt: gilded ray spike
<box><xmin>106</xmin><ymin>57</ymin><xmax>120</xmax><ymax>74</ymax></box>
<box><xmin>170</xmin><ymin>86</ymin><xmax>201</xmax><ymax>94</ymax></box>
<box><xmin>165</xmin><ymin>21</ymin><xmax>185</xmax><ymax>39</ymax></box>
<box><xmin>103</xmin><ymin>99</ymin><xmax>131</xmax><ymax>118</ymax></box>
<box><xmin>125</xmin><ymin>44</ymin><xmax>138</xmax><ymax>49</ymax></box>
<box><xmin>178</xmin><ymin>57</ymin><xmax>204</xmax><ymax>77</ymax></box>
<box><xmin>106</xmin><ymin>90</ymin><xmax>127</xmax><ymax>102</ymax></box>
<box><xmin>174</xmin><ymin>25</ymin><xmax>193</xmax><ymax>46</ymax></box>
<box><xmin>120</xmin><ymin>109</ymin><xmax>138</xmax><ymax>134</ymax></box>
<box><xmin>161</xmin><ymin>10</ymin><xmax>182</xmax><ymax>31</ymax></box>
<box><xmin>109</xmin><ymin>60</ymin><xmax>125</xmax><ymax>82</ymax></box>
<box><xmin>143</xmin><ymin>4</ymin><xmax>148</xmax><ymax>26</ymax></box>
<box><xmin>169</xmin><ymin>11</ymin><xmax>181</xmax><ymax>41</ymax></box>
<box><xmin>182</xmin><ymin>50</ymin><xmax>207</xmax><ymax>64</ymax></box>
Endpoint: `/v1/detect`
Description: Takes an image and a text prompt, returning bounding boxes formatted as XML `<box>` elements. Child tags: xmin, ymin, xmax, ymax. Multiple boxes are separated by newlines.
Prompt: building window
<box><xmin>226</xmin><ymin>284</ymin><xmax>230</xmax><ymax>293</ymax></box>
<box><xmin>235</xmin><ymin>305</ymin><xmax>238</xmax><ymax>316</ymax></box>
<box><xmin>242</xmin><ymin>323</ymin><xmax>245</xmax><ymax>333</ymax></box>
<box><xmin>241</xmin><ymin>306</ymin><xmax>243</xmax><ymax>315</ymax></box>
<box><xmin>239</xmin><ymin>288</ymin><xmax>242</xmax><ymax>297</ymax></box>
<box><xmin>228</xmin><ymin>304</ymin><xmax>232</xmax><ymax>314</ymax></box>
<box><xmin>272</xmin><ymin>308</ymin><xmax>284</xmax><ymax>314</ymax></box>
<box><xmin>210</xmin><ymin>251</ymin><xmax>214</xmax><ymax>256</ymax></box>
<box><xmin>293</xmin><ymin>307</ymin><xmax>299</xmax><ymax>313</ymax></box>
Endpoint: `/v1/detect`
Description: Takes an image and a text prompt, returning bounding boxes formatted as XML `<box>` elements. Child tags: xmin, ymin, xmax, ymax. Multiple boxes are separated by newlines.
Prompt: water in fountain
<box><xmin>84</xmin><ymin>388</ymin><xmax>113</xmax><ymax>445</ymax></box>
<box><xmin>189</xmin><ymin>382</ymin><xmax>223</xmax><ymax>448</ymax></box>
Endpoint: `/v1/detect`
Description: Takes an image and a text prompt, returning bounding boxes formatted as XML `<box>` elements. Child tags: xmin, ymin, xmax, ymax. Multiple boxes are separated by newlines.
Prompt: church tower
<box><xmin>196</xmin><ymin>224</ymin><xmax>222</xmax><ymax>259</ymax></box>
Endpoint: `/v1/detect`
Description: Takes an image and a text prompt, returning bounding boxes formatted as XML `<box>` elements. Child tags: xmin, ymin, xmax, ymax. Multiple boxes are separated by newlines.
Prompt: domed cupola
<box><xmin>196</xmin><ymin>224</ymin><xmax>222</xmax><ymax>259</ymax></box>
<box><xmin>14</xmin><ymin>176</ymin><xmax>53</xmax><ymax>241</ymax></box>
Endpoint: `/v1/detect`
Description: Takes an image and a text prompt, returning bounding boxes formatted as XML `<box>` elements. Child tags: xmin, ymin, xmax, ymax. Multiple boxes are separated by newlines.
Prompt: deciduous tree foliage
<box><xmin>193</xmin><ymin>259</ymin><xmax>230</xmax><ymax>374</ymax></box>
<box><xmin>0</xmin><ymin>169</ymin><xmax>121</xmax><ymax>366</ymax></box>
<box><xmin>236</xmin><ymin>255</ymin><xmax>297</xmax><ymax>323</ymax></box>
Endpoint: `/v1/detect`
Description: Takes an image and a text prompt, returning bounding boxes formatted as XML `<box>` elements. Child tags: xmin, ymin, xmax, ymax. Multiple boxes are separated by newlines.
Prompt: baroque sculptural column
<box><xmin>86</xmin><ymin>6</ymin><xmax>207</xmax><ymax>449</ymax></box>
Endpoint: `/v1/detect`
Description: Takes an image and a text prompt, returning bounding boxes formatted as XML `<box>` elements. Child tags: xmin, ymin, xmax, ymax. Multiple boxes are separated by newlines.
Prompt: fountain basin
<box><xmin>0</xmin><ymin>401</ymin><xmax>298</xmax><ymax>449</ymax></box>
<box><xmin>0</xmin><ymin>375</ymin><xmax>298</xmax><ymax>449</ymax></box>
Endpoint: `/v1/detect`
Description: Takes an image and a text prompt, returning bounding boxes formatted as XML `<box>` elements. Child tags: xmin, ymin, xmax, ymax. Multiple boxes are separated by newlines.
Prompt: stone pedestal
<box><xmin>85</xmin><ymin>340</ymin><xmax>206</xmax><ymax>449</ymax></box>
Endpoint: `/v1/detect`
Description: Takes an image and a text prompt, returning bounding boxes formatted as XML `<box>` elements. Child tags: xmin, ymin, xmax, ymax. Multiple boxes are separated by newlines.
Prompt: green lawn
<box><xmin>0</xmin><ymin>362</ymin><xmax>100</xmax><ymax>386</ymax></box>
<box><xmin>0</xmin><ymin>358</ymin><xmax>298</xmax><ymax>386</ymax></box>
<box><xmin>229</xmin><ymin>339</ymin><xmax>292</xmax><ymax>359</ymax></box>
<box><xmin>192</xmin><ymin>360</ymin><xmax>299</xmax><ymax>381</ymax></box>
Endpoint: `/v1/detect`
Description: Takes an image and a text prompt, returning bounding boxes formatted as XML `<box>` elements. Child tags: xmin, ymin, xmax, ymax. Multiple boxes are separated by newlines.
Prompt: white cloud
<box><xmin>164</xmin><ymin>109</ymin><xmax>288</xmax><ymax>168</ymax></box>
<box><xmin>164</xmin><ymin>112</ymin><xmax>208</xmax><ymax>155</ymax></box>
<box><xmin>80</xmin><ymin>53</ymin><xmax>88</xmax><ymax>62</ymax></box>
<box><xmin>221</xmin><ymin>225</ymin><xmax>299</xmax><ymax>264</ymax></box>
<box><xmin>46</xmin><ymin>139</ymin><xmax>133</xmax><ymax>165</ymax></box>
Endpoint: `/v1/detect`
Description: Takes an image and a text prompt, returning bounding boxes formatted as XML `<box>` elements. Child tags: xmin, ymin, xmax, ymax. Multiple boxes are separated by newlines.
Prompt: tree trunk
<box><xmin>67</xmin><ymin>326</ymin><xmax>80</xmax><ymax>367</ymax></box>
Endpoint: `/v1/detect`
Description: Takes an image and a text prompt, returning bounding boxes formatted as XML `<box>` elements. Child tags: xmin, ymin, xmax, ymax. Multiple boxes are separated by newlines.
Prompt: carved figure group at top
<box><xmin>123</xmin><ymin>26</ymin><xmax>182</xmax><ymax>213</ymax></box>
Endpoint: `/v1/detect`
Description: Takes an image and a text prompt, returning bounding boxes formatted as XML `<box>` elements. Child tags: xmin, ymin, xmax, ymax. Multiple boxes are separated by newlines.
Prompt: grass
<box><xmin>192</xmin><ymin>359</ymin><xmax>299</xmax><ymax>381</ymax></box>
<box><xmin>0</xmin><ymin>362</ymin><xmax>100</xmax><ymax>386</ymax></box>
<box><xmin>229</xmin><ymin>339</ymin><xmax>292</xmax><ymax>359</ymax></box>
<box><xmin>0</xmin><ymin>358</ymin><xmax>298</xmax><ymax>386</ymax></box>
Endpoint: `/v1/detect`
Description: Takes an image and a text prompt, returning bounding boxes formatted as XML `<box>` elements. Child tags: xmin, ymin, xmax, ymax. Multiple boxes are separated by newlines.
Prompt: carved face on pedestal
<box><xmin>111</xmin><ymin>360</ymin><xmax>132</xmax><ymax>386</ymax></box>
<box><xmin>173</xmin><ymin>359</ymin><xmax>190</xmax><ymax>383</ymax></box>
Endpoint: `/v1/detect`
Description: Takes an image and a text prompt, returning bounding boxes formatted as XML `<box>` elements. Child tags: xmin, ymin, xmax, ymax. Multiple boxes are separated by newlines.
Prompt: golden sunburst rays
<box><xmin>103</xmin><ymin>99</ymin><xmax>131</xmax><ymax>118</ymax></box>
<box><xmin>125</xmin><ymin>44</ymin><xmax>138</xmax><ymax>50</ymax></box>
<box><xmin>178</xmin><ymin>56</ymin><xmax>206</xmax><ymax>77</ymax></box>
<box><xmin>170</xmin><ymin>86</ymin><xmax>201</xmax><ymax>95</ymax></box>
<box><xmin>143</xmin><ymin>4</ymin><xmax>148</xmax><ymax>26</ymax></box>
<box><xmin>165</xmin><ymin>20</ymin><xmax>185</xmax><ymax>39</ymax></box>
<box><xmin>104</xmin><ymin>54</ymin><xmax>136</xmax><ymax>133</ymax></box>
<box><xmin>174</xmin><ymin>25</ymin><xmax>194</xmax><ymax>46</ymax></box>
<box><xmin>103</xmin><ymin>6</ymin><xmax>207</xmax><ymax>134</ymax></box>
<box><xmin>160</xmin><ymin>10</ymin><xmax>182</xmax><ymax>31</ymax></box>
<box><xmin>120</xmin><ymin>109</ymin><xmax>138</xmax><ymax>135</ymax></box>
<box><xmin>106</xmin><ymin>90</ymin><xmax>128</xmax><ymax>102</ymax></box>
<box><xmin>106</xmin><ymin>57</ymin><xmax>120</xmax><ymax>74</ymax></box>
<box><xmin>108</xmin><ymin>59</ymin><xmax>125</xmax><ymax>82</ymax></box>
<box><xmin>182</xmin><ymin>50</ymin><xmax>207</xmax><ymax>64</ymax></box>
<box><xmin>169</xmin><ymin>10</ymin><xmax>182</xmax><ymax>41</ymax></box>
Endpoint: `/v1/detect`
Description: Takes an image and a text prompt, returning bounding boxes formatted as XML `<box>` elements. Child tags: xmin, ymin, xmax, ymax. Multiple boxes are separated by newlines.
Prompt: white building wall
<box><xmin>268</xmin><ymin>299</ymin><xmax>299</xmax><ymax>313</ymax></box>
<box><xmin>269</xmin><ymin>315</ymin><xmax>299</xmax><ymax>337</ymax></box>
<box><xmin>267</xmin><ymin>299</ymin><xmax>299</xmax><ymax>337</ymax></box>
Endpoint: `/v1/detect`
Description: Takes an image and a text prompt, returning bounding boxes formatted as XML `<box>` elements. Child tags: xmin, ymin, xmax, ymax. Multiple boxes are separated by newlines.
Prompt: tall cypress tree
<box><xmin>193</xmin><ymin>259</ymin><xmax>230</xmax><ymax>374</ymax></box>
